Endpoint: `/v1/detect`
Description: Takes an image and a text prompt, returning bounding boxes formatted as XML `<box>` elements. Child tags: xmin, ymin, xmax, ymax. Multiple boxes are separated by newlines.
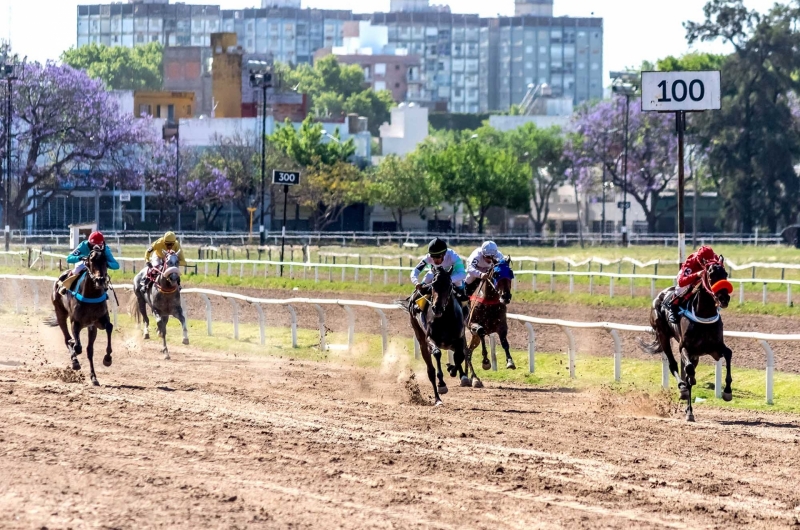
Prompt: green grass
<box><xmin>79</xmin><ymin>314</ymin><xmax>800</xmax><ymax>414</ymax></box>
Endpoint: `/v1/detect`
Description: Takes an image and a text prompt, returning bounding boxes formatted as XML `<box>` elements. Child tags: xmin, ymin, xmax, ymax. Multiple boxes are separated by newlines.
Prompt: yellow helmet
<box><xmin>164</xmin><ymin>231</ymin><xmax>177</xmax><ymax>244</ymax></box>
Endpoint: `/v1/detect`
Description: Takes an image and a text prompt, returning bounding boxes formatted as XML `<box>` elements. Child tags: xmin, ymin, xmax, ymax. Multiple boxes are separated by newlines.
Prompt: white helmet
<box><xmin>481</xmin><ymin>241</ymin><xmax>499</xmax><ymax>259</ymax></box>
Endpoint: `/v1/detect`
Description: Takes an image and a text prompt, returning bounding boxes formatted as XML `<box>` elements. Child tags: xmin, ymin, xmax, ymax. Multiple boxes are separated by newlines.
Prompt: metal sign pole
<box><xmin>280</xmin><ymin>184</ymin><xmax>288</xmax><ymax>277</ymax></box>
<box><xmin>677</xmin><ymin>110</ymin><xmax>686</xmax><ymax>263</ymax></box>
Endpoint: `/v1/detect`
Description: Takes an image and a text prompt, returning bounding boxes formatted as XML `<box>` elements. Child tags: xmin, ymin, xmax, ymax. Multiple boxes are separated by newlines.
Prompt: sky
<box><xmin>0</xmin><ymin>0</ymin><xmax>779</xmax><ymax>86</ymax></box>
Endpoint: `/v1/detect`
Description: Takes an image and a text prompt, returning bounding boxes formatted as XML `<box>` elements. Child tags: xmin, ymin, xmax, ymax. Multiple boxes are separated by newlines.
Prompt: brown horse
<box><xmin>638</xmin><ymin>259</ymin><xmax>733</xmax><ymax>422</ymax></box>
<box><xmin>50</xmin><ymin>247</ymin><xmax>114</xmax><ymax>386</ymax></box>
<box><xmin>460</xmin><ymin>258</ymin><xmax>516</xmax><ymax>387</ymax></box>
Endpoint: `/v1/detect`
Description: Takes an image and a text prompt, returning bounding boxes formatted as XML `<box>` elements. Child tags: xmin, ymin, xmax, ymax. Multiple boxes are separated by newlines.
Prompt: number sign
<box><xmin>272</xmin><ymin>170</ymin><xmax>301</xmax><ymax>186</ymax></box>
<box><xmin>641</xmin><ymin>71</ymin><xmax>721</xmax><ymax>112</ymax></box>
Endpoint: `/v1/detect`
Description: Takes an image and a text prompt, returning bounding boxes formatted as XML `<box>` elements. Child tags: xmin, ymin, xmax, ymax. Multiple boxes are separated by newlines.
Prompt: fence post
<box><xmin>313</xmin><ymin>304</ymin><xmax>326</xmax><ymax>351</ymax></box>
<box><xmin>286</xmin><ymin>305</ymin><xmax>298</xmax><ymax>348</ymax></box>
<box><xmin>715</xmin><ymin>358</ymin><xmax>723</xmax><ymax>399</ymax></box>
<box><xmin>374</xmin><ymin>308</ymin><xmax>388</xmax><ymax>355</ymax></box>
<box><xmin>12</xmin><ymin>280</ymin><xmax>20</xmax><ymax>314</ymax></box>
<box><xmin>560</xmin><ymin>326</ymin><xmax>576</xmax><ymax>378</ymax></box>
<box><xmin>227</xmin><ymin>263</ymin><xmax>232</xmax><ymax>277</ymax></box>
<box><xmin>524</xmin><ymin>322</ymin><xmax>535</xmax><ymax>374</ymax></box>
<box><xmin>762</xmin><ymin>283</ymin><xmax>767</xmax><ymax>305</ymax></box>
<box><xmin>651</xmin><ymin>278</ymin><xmax>656</xmax><ymax>300</ymax></box>
<box><xmin>608</xmin><ymin>329</ymin><xmax>621</xmax><ymax>382</ymax></box>
<box><xmin>550</xmin><ymin>274</ymin><xmax>554</xmax><ymax>294</ymax></box>
<box><xmin>788</xmin><ymin>284</ymin><xmax>792</xmax><ymax>307</ymax></box>
<box><xmin>630</xmin><ymin>277</ymin><xmax>634</xmax><ymax>298</ymax></box>
<box><xmin>760</xmin><ymin>340</ymin><xmax>774</xmax><ymax>405</ymax></box>
<box><xmin>228</xmin><ymin>298</ymin><xmax>240</xmax><ymax>340</ymax></box>
<box><xmin>739</xmin><ymin>281</ymin><xmax>745</xmax><ymax>305</ymax></box>
<box><xmin>589</xmin><ymin>275</ymin><xmax>593</xmax><ymax>296</ymax></box>
<box><xmin>254</xmin><ymin>304</ymin><xmax>266</xmax><ymax>346</ymax></box>
<box><xmin>239</xmin><ymin>263</ymin><xmax>244</xmax><ymax>279</ymax></box>
<box><xmin>384</xmin><ymin>270</ymin><xmax>388</xmax><ymax>285</ymax></box>
<box><xmin>199</xmin><ymin>293</ymin><xmax>213</xmax><ymax>336</ymax></box>
<box><xmin>341</xmin><ymin>304</ymin><xmax>355</xmax><ymax>350</ymax></box>
<box><xmin>414</xmin><ymin>337</ymin><xmax>420</xmax><ymax>360</ymax></box>
<box><xmin>569</xmin><ymin>275</ymin><xmax>574</xmax><ymax>294</ymax></box>
<box><xmin>489</xmin><ymin>335</ymin><xmax>498</xmax><ymax>371</ymax></box>
<box><xmin>609</xmin><ymin>277</ymin><xmax>614</xmax><ymax>299</ymax></box>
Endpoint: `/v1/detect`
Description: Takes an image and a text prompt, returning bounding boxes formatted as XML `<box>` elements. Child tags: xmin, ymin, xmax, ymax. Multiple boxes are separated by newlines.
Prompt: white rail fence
<box><xmin>3</xmin><ymin>275</ymin><xmax>798</xmax><ymax>405</ymax></box>
<box><xmin>30</xmin><ymin>251</ymin><xmax>800</xmax><ymax>307</ymax></box>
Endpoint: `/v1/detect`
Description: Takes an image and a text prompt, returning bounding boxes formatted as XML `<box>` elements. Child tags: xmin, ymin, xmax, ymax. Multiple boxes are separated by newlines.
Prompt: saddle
<box><xmin>58</xmin><ymin>270</ymin><xmax>85</xmax><ymax>293</ymax></box>
<box><xmin>57</xmin><ymin>270</ymin><xmax>108</xmax><ymax>304</ymax></box>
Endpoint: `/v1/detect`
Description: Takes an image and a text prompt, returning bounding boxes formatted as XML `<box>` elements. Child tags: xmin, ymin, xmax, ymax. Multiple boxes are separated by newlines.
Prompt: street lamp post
<box><xmin>1</xmin><ymin>55</ymin><xmax>18</xmax><ymax>251</ymax></box>
<box><xmin>162</xmin><ymin>120</ymin><xmax>180</xmax><ymax>229</ymax></box>
<box><xmin>610</xmin><ymin>71</ymin><xmax>639</xmax><ymax>247</ymax></box>
<box><xmin>248</xmin><ymin>62</ymin><xmax>274</xmax><ymax>247</ymax></box>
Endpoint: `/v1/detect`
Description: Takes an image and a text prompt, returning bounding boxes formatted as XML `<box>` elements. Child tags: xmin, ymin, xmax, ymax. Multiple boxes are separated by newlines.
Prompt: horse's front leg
<box><xmin>175</xmin><ymin>305</ymin><xmax>189</xmax><ymax>345</ymax></box>
<box><xmin>100</xmin><ymin>314</ymin><xmax>113</xmax><ymax>367</ymax></box>
<box><xmin>499</xmin><ymin>324</ymin><xmax>515</xmax><ymax>370</ymax></box>
<box><xmin>413</xmin><ymin>321</ymin><xmax>442</xmax><ymax>405</ymax></box>
<box><xmin>465</xmin><ymin>333</ymin><xmax>483</xmax><ymax>388</ymax></box>
<box><xmin>159</xmin><ymin>315</ymin><xmax>171</xmax><ymax>360</ymax></box>
<box><xmin>70</xmin><ymin>319</ymin><xmax>84</xmax><ymax>370</ymax></box>
<box><xmin>453</xmin><ymin>336</ymin><xmax>470</xmax><ymax>387</ymax></box>
<box><xmin>86</xmin><ymin>325</ymin><xmax>99</xmax><ymax>386</ymax></box>
<box><xmin>680</xmin><ymin>348</ymin><xmax>696</xmax><ymax>422</ymax></box>
<box><xmin>721</xmin><ymin>346</ymin><xmax>733</xmax><ymax>402</ymax></box>
<box><xmin>429</xmin><ymin>341</ymin><xmax>448</xmax><ymax>395</ymax></box>
<box><xmin>137</xmin><ymin>294</ymin><xmax>150</xmax><ymax>339</ymax></box>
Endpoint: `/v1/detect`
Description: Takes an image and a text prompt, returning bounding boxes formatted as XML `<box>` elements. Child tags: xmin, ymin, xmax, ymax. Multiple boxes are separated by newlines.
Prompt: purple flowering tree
<box><xmin>571</xmin><ymin>96</ymin><xmax>679</xmax><ymax>233</ymax></box>
<box><xmin>185</xmin><ymin>164</ymin><xmax>234</xmax><ymax>230</ymax></box>
<box><xmin>136</xmin><ymin>132</ymin><xmax>186</xmax><ymax>227</ymax></box>
<box><xmin>1</xmin><ymin>60</ymin><xmax>146</xmax><ymax>227</ymax></box>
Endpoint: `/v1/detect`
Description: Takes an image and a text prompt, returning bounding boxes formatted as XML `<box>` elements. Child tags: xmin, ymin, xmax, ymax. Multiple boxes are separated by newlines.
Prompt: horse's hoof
<box><xmin>481</xmin><ymin>360</ymin><xmax>491</xmax><ymax>371</ymax></box>
<box><xmin>438</xmin><ymin>384</ymin><xmax>448</xmax><ymax>395</ymax></box>
<box><xmin>460</xmin><ymin>376</ymin><xmax>471</xmax><ymax>387</ymax></box>
<box><xmin>722</xmin><ymin>392</ymin><xmax>733</xmax><ymax>402</ymax></box>
<box><xmin>686</xmin><ymin>413</ymin><xmax>695</xmax><ymax>422</ymax></box>
<box><xmin>472</xmin><ymin>378</ymin><xmax>484</xmax><ymax>389</ymax></box>
<box><xmin>143</xmin><ymin>333</ymin><xmax>150</xmax><ymax>340</ymax></box>
<box><xmin>182</xmin><ymin>338</ymin><xmax>189</xmax><ymax>345</ymax></box>
<box><xmin>506</xmin><ymin>360</ymin><xmax>517</xmax><ymax>370</ymax></box>
<box><xmin>446</xmin><ymin>364</ymin><xmax>457</xmax><ymax>378</ymax></box>
<box><xmin>434</xmin><ymin>400</ymin><xmax>444</xmax><ymax>407</ymax></box>
<box><xmin>71</xmin><ymin>359</ymin><xmax>81</xmax><ymax>371</ymax></box>
<box><xmin>91</xmin><ymin>378</ymin><xmax>99</xmax><ymax>387</ymax></box>
<box><xmin>102</xmin><ymin>355</ymin><xmax>112</xmax><ymax>367</ymax></box>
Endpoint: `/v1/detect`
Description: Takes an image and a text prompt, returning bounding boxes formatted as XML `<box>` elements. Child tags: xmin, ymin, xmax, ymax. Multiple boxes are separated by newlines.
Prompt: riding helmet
<box><xmin>481</xmin><ymin>241</ymin><xmax>499</xmax><ymax>259</ymax></box>
<box><xmin>164</xmin><ymin>231</ymin><xmax>178</xmax><ymax>244</ymax></box>
<box><xmin>428</xmin><ymin>238</ymin><xmax>448</xmax><ymax>257</ymax></box>
<box><xmin>88</xmin><ymin>231</ymin><xmax>105</xmax><ymax>247</ymax></box>
<box><xmin>696</xmin><ymin>245</ymin><xmax>715</xmax><ymax>262</ymax></box>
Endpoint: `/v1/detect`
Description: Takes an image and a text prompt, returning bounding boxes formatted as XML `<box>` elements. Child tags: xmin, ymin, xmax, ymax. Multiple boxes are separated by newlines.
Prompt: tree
<box><xmin>185</xmin><ymin>163</ymin><xmax>234</xmax><ymax>230</ymax></box>
<box><xmin>276</xmin><ymin>56</ymin><xmax>395</xmax><ymax>135</ymax></box>
<box><xmin>0</xmin><ymin>61</ymin><xmax>146</xmax><ymax>228</ymax></box>
<box><xmin>503</xmin><ymin>123</ymin><xmax>569</xmax><ymax>234</ymax></box>
<box><xmin>137</xmin><ymin>133</ymin><xmax>186</xmax><ymax>227</ymax></box>
<box><xmin>418</xmin><ymin>132</ymin><xmax>529</xmax><ymax>233</ymax></box>
<box><xmin>369</xmin><ymin>154</ymin><xmax>440</xmax><ymax>231</ymax></box>
<box><xmin>683</xmin><ymin>0</ymin><xmax>800</xmax><ymax>232</ymax></box>
<box><xmin>571</xmin><ymin>96</ymin><xmax>678</xmax><ymax>233</ymax></box>
<box><xmin>61</xmin><ymin>42</ymin><xmax>163</xmax><ymax>91</ymax></box>
<box><xmin>269</xmin><ymin>116</ymin><xmax>366</xmax><ymax>230</ymax></box>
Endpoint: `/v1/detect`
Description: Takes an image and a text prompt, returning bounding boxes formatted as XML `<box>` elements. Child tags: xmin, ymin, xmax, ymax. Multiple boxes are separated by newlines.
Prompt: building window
<box><xmin>138</xmin><ymin>104</ymin><xmax>152</xmax><ymax>117</ymax></box>
<box><xmin>395</xmin><ymin>82</ymin><xmax>400</xmax><ymax>88</ymax></box>
<box><xmin>591</xmin><ymin>62</ymin><xmax>599</xmax><ymax>70</ymax></box>
<box><xmin>375</xmin><ymin>63</ymin><xmax>386</xmax><ymax>76</ymax></box>
<box><xmin>395</xmin><ymin>64</ymin><xmax>401</xmax><ymax>70</ymax></box>
<box><xmin>363</xmin><ymin>66</ymin><xmax>371</xmax><ymax>80</ymax></box>
<box><xmin>374</xmin><ymin>81</ymin><xmax>386</xmax><ymax>91</ymax></box>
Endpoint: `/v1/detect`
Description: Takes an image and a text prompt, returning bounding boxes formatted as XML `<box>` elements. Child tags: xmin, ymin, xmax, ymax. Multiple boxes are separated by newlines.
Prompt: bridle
<box><xmin>430</xmin><ymin>266</ymin><xmax>453</xmax><ymax>316</ymax></box>
<box><xmin>698</xmin><ymin>260</ymin><xmax>725</xmax><ymax>308</ymax></box>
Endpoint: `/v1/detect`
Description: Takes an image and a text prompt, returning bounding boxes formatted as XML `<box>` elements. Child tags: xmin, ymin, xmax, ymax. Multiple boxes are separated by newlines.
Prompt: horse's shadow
<box><xmin>716</xmin><ymin>420</ymin><xmax>800</xmax><ymax>429</ymax></box>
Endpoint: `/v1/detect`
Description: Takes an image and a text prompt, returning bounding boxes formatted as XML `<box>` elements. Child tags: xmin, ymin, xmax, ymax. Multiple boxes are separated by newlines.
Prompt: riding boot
<box><xmin>662</xmin><ymin>292</ymin><xmax>680</xmax><ymax>324</ymax></box>
<box><xmin>465</xmin><ymin>281</ymin><xmax>479</xmax><ymax>298</ymax></box>
<box><xmin>455</xmin><ymin>284</ymin><xmax>468</xmax><ymax>304</ymax></box>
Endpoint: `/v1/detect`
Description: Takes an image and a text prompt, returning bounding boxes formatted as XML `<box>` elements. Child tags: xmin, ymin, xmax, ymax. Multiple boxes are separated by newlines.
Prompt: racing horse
<box><xmin>130</xmin><ymin>250</ymin><xmax>188</xmax><ymax>359</ymax></box>
<box><xmin>405</xmin><ymin>266</ymin><xmax>469</xmax><ymax>405</ymax></box>
<box><xmin>50</xmin><ymin>246</ymin><xmax>114</xmax><ymax>386</ymax></box>
<box><xmin>461</xmin><ymin>258</ymin><xmax>516</xmax><ymax>387</ymax></box>
<box><xmin>638</xmin><ymin>258</ymin><xmax>734</xmax><ymax>421</ymax></box>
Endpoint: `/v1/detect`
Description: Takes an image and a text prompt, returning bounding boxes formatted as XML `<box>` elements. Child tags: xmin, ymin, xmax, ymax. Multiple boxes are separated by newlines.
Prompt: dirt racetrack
<box><xmin>2</xmin><ymin>315</ymin><xmax>800</xmax><ymax>529</ymax></box>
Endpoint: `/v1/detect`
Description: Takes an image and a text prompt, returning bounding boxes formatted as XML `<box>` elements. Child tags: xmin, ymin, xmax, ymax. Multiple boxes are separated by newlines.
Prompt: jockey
<box><xmin>410</xmin><ymin>238</ymin><xmax>467</xmax><ymax>302</ymax></box>
<box><xmin>140</xmin><ymin>231</ymin><xmax>186</xmax><ymax>293</ymax></box>
<box><xmin>58</xmin><ymin>231</ymin><xmax>119</xmax><ymax>293</ymax></box>
<box><xmin>662</xmin><ymin>245</ymin><xmax>721</xmax><ymax>324</ymax></box>
<box><xmin>465</xmin><ymin>241</ymin><xmax>504</xmax><ymax>297</ymax></box>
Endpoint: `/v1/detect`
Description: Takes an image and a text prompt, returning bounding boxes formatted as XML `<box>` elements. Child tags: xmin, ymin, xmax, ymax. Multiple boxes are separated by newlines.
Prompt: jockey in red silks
<box><xmin>663</xmin><ymin>245</ymin><xmax>721</xmax><ymax>324</ymax></box>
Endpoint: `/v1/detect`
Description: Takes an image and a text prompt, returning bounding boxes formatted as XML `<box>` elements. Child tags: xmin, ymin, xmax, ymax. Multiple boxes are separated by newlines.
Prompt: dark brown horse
<box><xmin>50</xmin><ymin>247</ymin><xmax>114</xmax><ymax>386</ymax></box>
<box><xmin>639</xmin><ymin>259</ymin><xmax>733</xmax><ymax>421</ymax></box>
<box><xmin>461</xmin><ymin>258</ymin><xmax>515</xmax><ymax>387</ymax></box>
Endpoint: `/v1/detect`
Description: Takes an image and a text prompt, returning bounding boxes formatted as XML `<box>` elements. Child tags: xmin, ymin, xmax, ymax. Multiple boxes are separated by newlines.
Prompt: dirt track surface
<box><xmin>2</xmin><ymin>317</ymin><xmax>800</xmax><ymax>528</ymax></box>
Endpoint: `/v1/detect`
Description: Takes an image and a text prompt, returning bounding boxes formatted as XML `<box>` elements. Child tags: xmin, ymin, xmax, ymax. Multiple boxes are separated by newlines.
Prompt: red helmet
<box><xmin>696</xmin><ymin>245</ymin><xmax>716</xmax><ymax>262</ymax></box>
<box><xmin>88</xmin><ymin>231</ymin><xmax>105</xmax><ymax>247</ymax></box>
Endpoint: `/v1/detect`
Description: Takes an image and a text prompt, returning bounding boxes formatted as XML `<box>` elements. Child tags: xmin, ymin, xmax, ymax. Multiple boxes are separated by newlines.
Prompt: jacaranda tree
<box><xmin>1</xmin><ymin>61</ymin><xmax>146</xmax><ymax>228</ymax></box>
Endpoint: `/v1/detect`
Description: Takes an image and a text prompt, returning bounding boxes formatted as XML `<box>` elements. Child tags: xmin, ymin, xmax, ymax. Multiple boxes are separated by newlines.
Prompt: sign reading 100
<box><xmin>272</xmin><ymin>170</ymin><xmax>301</xmax><ymax>186</ymax></box>
<box><xmin>641</xmin><ymin>71</ymin><xmax>721</xmax><ymax>112</ymax></box>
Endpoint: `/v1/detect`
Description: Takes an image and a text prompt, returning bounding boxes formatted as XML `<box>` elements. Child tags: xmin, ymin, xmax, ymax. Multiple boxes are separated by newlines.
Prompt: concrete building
<box><xmin>379</xmin><ymin>102</ymin><xmax>429</xmax><ymax>157</ymax></box>
<box><xmin>515</xmin><ymin>0</ymin><xmax>554</xmax><ymax>17</ymax></box>
<box><xmin>133</xmin><ymin>91</ymin><xmax>195</xmax><ymax>119</ymax></box>
<box><xmin>77</xmin><ymin>1</ymin><xmax>221</xmax><ymax>48</ymax></box>
<box><xmin>314</xmin><ymin>21</ymin><xmax>422</xmax><ymax>103</ymax></box>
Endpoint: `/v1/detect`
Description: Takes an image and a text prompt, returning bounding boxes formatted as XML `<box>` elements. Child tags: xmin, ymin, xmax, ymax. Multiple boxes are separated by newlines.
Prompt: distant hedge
<box><xmin>428</xmin><ymin>112</ymin><xmax>491</xmax><ymax>131</ymax></box>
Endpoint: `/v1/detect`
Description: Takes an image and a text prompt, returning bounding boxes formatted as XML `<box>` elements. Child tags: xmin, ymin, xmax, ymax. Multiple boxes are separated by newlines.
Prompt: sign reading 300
<box><xmin>641</xmin><ymin>71</ymin><xmax>721</xmax><ymax>112</ymax></box>
<box><xmin>272</xmin><ymin>170</ymin><xmax>301</xmax><ymax>186</ymax></box>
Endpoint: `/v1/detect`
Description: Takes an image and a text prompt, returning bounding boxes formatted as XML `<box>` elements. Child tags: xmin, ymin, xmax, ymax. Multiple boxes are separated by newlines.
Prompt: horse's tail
<box><xmin>127</xmin><ymin>293</ymin><xmax>141</xmax><ymax>324</ymax></box>
<box><xmin>637</xmin><ymin>332</ymin><xmax>663</xmax><ymax>355</ymax></box>
<box><xmin>42</xmin><ymin>313</ymin><xmax>59</xmax><ymax>327</ymax></box>
<box><xmin>394</xmin><ymin>297</ymin><xmax>413</xmax><ymax>314</ymax></box>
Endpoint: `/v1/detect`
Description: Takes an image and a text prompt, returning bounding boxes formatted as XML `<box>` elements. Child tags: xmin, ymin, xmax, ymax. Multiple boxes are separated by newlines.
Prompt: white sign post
<box><xmin>641</xmin><ymin>71</ymin><xmax>721</xmax><ymax>263</ymax></box>
<box><xmin>272</xmin><ymin>170</ymin><xmax>301</xmax><ymax>277</ymax></box>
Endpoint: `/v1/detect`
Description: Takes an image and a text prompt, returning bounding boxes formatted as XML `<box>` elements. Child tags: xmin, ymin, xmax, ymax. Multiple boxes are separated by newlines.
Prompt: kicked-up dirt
<box><xmin>1</xmin><ymin>316</ymin><xmax>800</xmax><ymax>528</ymax></box>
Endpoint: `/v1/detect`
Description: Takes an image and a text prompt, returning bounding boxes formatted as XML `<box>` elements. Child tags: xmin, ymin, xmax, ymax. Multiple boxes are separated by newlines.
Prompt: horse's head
<box><xmin>492</xmin><ymin>258</ymin><xmax>515</xmax><ymax>305</ymax></box>
<box><xmin>86</xmin><ymin>246</ymin><xmax>108</xmax><ymax>287</ymax></box>
<box><xmin>430</xmin><ymin>266</ymin><xmax>453</xmax><ymax>318</ymax></box>
<box><xmin>705</xmin><ymin>257</ymin><xmax>732</xmax><ymax>309</ymax></box>
<box><xmin>161</xmin><ymin>250</ymin><xmax>181</xmax><ymax>286</ymax></box>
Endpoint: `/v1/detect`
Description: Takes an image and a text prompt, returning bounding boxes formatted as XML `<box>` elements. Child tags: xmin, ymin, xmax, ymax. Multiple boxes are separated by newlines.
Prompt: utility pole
<box><xmin>248</xmin><ymin>61</ymin><xmax>275</xmax><ymax>246</ymax></box>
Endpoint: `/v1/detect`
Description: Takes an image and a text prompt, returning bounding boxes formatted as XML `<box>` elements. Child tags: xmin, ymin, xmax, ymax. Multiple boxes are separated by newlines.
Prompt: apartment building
<box><xmin>77</xmin><ymin>0</ymin><xmax>603</xmax><ymax>113</ymax></box>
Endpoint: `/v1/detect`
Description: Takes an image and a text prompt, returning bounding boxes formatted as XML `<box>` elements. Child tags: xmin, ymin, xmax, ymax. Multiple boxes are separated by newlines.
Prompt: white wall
<box><xmin>380</xmin><ymin>103</ymin><xmax>429</xmax><ymax>157</ymax></box>
<box><xmin>489</xmin><ymin>115</ymin><xmax>571</xmax><ymax>132</ymax></box>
